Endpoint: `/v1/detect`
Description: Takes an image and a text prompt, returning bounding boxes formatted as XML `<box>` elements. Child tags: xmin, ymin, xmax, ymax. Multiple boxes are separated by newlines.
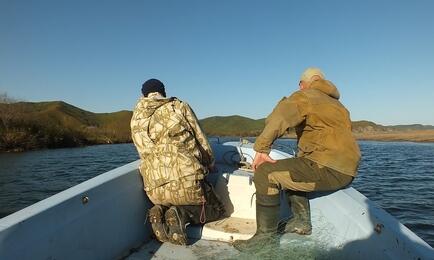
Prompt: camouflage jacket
<box><xmin>131</xmin><ymin>96</ymin><xmax>214</xmax><ymax>206</ymax></box>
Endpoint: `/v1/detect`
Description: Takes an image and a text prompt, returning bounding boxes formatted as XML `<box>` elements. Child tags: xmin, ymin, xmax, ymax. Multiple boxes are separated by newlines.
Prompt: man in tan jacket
<box><xmin>131</xmin><ymin>79</ymin><xmax>225</xmax><ymax>245</ymax></box>
<box><xmin>234</xmin><ymin>68</ymin><xmax>361</xmax><ymax>251</ymax></box>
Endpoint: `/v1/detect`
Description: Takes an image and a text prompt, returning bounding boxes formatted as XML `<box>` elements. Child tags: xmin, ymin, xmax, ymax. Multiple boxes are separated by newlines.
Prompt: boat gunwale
<box><xmin>0</xmin><ymin>160</ymin><xmax>141</xmax><ymax>230</ymax></box>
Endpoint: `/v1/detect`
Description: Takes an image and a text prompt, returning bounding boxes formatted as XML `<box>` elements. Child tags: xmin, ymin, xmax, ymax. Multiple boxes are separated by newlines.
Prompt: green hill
<box><xmin>1</xmin><ymin>100</ymin><xmax>433</xmax><ymax>151</ymax></box>
<box><xmin>351</xmin><ymin>120</ymin><xmax>389</xmax><ymax>133</ymax></box>
<box><xmin>0</xmin><ymin>101</ymin><xmax>132</xmax><ymax>151</ymax></box>
<box><xmin>199</xmin><ymin>118</ymin><xmax>414</xmax><ymax>137</ymax></box>
<box><xmin>200</xmin><ymin>115</ymin><xmax>265</xmax><ymax>136</ymax></box>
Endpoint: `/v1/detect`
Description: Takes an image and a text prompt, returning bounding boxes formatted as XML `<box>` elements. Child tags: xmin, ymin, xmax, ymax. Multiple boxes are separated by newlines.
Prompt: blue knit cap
<box><xmin>141</xmin><ymin>78</ymin><xmax>166</xmax><ymax>97</ymax></box>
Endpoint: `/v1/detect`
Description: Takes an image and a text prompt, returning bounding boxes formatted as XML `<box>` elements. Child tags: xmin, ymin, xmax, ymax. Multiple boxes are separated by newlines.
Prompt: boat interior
<box><xmin>126</xmin><ymin>142</ymin><xmax>434</xmax><ymax>259</ymax></box>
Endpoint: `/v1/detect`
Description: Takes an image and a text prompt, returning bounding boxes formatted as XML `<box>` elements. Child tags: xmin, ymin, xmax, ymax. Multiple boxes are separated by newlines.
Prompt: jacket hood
<box><xmin>310</xmin><ymin>79</ymin><xmax>340</xmax><ymax>99</ymax></box>
<box><xmin>135</xmin><ymin>96</ymin><xmax>173</xmax><ymax>118</ymax></box>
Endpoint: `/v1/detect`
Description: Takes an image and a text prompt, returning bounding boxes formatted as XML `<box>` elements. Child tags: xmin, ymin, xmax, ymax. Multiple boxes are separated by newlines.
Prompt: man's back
<box><xmin>294</xmin><ymin>79</ymin><xmax>361</xmax><ymax>176</ymax></box>
<box><xmin>254</xmin><ymin>79</ymin><xmax>360</xmax><ymax>177</ymax></box>
<box><xmin>131</xmin><ymin>79</ymin><xmax>225</xmax><ymax>246</ymax></box>
<box><xmin>131</xmin><ymin>97</ymin><xmax>198</xmax><ymax>154</ymax></box>
<box><xmin>131</xmin><ymin>96</ymin><xmax>213</xmax><ymax>206</ymax></box>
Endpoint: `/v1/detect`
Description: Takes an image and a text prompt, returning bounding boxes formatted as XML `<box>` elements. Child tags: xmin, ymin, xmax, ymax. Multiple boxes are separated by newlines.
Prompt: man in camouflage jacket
<box><xmin>131</xmin><ymin>79</ymin><xmax>224</xmax><ymax>245</ymax></box>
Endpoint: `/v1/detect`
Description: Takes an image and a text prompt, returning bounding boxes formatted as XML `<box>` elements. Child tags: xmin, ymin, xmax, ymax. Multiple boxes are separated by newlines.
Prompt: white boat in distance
<box><xmin>0</xmin><ymin>141</ymin><xmax>433</xmax><ymax>260</ymax></box>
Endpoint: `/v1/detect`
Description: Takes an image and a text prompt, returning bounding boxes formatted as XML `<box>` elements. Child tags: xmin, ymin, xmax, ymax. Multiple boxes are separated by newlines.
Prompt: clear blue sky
<box><xmin>1</xmin><ymin>0</ymin><xmax>434</xmax><ymax>125</ymax></box>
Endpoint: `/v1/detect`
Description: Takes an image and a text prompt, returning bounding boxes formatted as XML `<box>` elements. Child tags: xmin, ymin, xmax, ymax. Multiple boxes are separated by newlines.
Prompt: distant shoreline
<box><xmin>2</xmin><ymin>101</ymin><xmax>434</xmax><ymax>152</ymax></box>
<box><xmin>2</xmin><ymin>128</ymin><xmax>434</xmax><ymax>154</ymax></box>
<box><xmin>353</xmin><ymin>130</ymin><xmax>434</xmax><ymax>143</ymax></box>
<box><xmin>281</xmin><ymin>129</ymin><xmax>434</xmax><ymax>143</ymax></box>
<box><xmin>3</xmin><ymin>131</ymin><xmax>434</xmax><ymax>153</ymax></box>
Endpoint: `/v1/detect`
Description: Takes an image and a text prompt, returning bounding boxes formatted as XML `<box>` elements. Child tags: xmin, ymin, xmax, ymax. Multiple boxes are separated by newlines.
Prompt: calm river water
<box><xmin>0</xmin><ymin>140</ymin><xmax>433</xmax><ymax>248</ymax></box>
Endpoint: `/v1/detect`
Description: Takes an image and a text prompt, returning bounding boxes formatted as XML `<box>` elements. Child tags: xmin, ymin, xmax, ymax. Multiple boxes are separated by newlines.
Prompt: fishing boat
<box><xmin>0</xmin><ymin>141</ymin><xmax>433</xmax><ymax>259</ymax></box>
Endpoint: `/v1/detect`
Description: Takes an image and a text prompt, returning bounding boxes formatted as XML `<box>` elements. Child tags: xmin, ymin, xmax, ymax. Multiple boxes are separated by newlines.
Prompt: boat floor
<box><xmin>127</xmin><ymin>213</ymin><xmax>343</xmax><ymax>260</ymax></box>
<box><xmin>126</xmin><ymin>235</ymin><xmax>341</xmax><ymax>260</ymax></box>
<box><xmin>126</xmin><ymin>239</ymin><xmax>236</xmax><ymax>260</ymax></box>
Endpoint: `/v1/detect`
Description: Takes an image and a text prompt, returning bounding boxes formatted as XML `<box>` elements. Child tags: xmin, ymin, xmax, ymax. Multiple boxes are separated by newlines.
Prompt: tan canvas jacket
<box><xmin>131</xmin><ymin>96</ymin><xmax>214</xmax><ymax>205</ymax></box>
<box><xmin>254</xmin><ymin>79</ymin><xmax>361</xmax><ymax>177</ymax></box>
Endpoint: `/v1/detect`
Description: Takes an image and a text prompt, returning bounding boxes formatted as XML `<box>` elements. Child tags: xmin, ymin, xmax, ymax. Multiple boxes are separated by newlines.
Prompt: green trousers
<box><xmin>254</xmin><ymin>157</ymin><xmax>353</xmax><ymax>195</ymax></box>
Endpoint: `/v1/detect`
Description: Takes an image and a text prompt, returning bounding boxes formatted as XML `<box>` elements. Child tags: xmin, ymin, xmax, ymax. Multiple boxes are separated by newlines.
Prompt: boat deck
<box><xmin>126</xmin><ymin>211</ymin><xmax>342</xmax><ymax>260</ymax></box>
<box><xmin>125</xmin><ymin>159</ymin><xmax>343</xmax><ymax>259</ymax></box>
<box><xmin>126</xmin><ymin>239</ymin><xmax>236</xmax><ymax>260</ymax></box>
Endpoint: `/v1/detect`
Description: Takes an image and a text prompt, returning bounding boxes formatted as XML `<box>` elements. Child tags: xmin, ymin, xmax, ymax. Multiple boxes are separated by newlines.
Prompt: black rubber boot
<box><xmin>233</xmin><ymin>194</ymin><xmax>280</xmax><ymax>252</ymax></box>
<box><xmin>149</xmin><ymin>205</ymin><xmax>170</xmax><ymax>243</ymax></box>
<box><xmin>165</xmin><ymin>206</ymin><xmax>188</xmax><ymax>245</ymax></box>
<box><xmin>283</xmin><ymin>191</ymin><xmax>312</xmax><ymax>235</ymax></box>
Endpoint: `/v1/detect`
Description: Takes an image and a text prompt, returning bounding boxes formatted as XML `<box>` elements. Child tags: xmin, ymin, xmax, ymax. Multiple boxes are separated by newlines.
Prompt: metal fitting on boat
<box><xmin>374</xmin><ymin>223</ymin><xmax>384</xmax><ymax>234</ymax></box>
<box><xmin>82</xmin><ymin>196</ymin><xmax>89</xmax><ymax>205</ymax></box>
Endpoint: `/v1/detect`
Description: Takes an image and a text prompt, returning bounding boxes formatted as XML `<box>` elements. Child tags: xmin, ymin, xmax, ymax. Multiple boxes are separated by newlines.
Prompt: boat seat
<box><xmin>186</xmin><ymin>163</ymin><xmax>258</xmax><ymax>242</ymax></box>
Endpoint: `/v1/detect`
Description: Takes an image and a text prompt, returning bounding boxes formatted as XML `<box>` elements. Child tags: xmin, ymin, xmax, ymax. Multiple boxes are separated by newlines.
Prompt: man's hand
<box><xmin>252</xmin><ymin>152</ymin><xmax>277</xmax><ymax>171</ymax></box>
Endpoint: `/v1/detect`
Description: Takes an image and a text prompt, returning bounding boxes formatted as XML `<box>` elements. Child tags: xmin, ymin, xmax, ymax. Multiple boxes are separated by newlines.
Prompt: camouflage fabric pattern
<box><xmin>131</xmin><ymin>96</ymin><xmax>214</xmax><ymax>206</ymax></box>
